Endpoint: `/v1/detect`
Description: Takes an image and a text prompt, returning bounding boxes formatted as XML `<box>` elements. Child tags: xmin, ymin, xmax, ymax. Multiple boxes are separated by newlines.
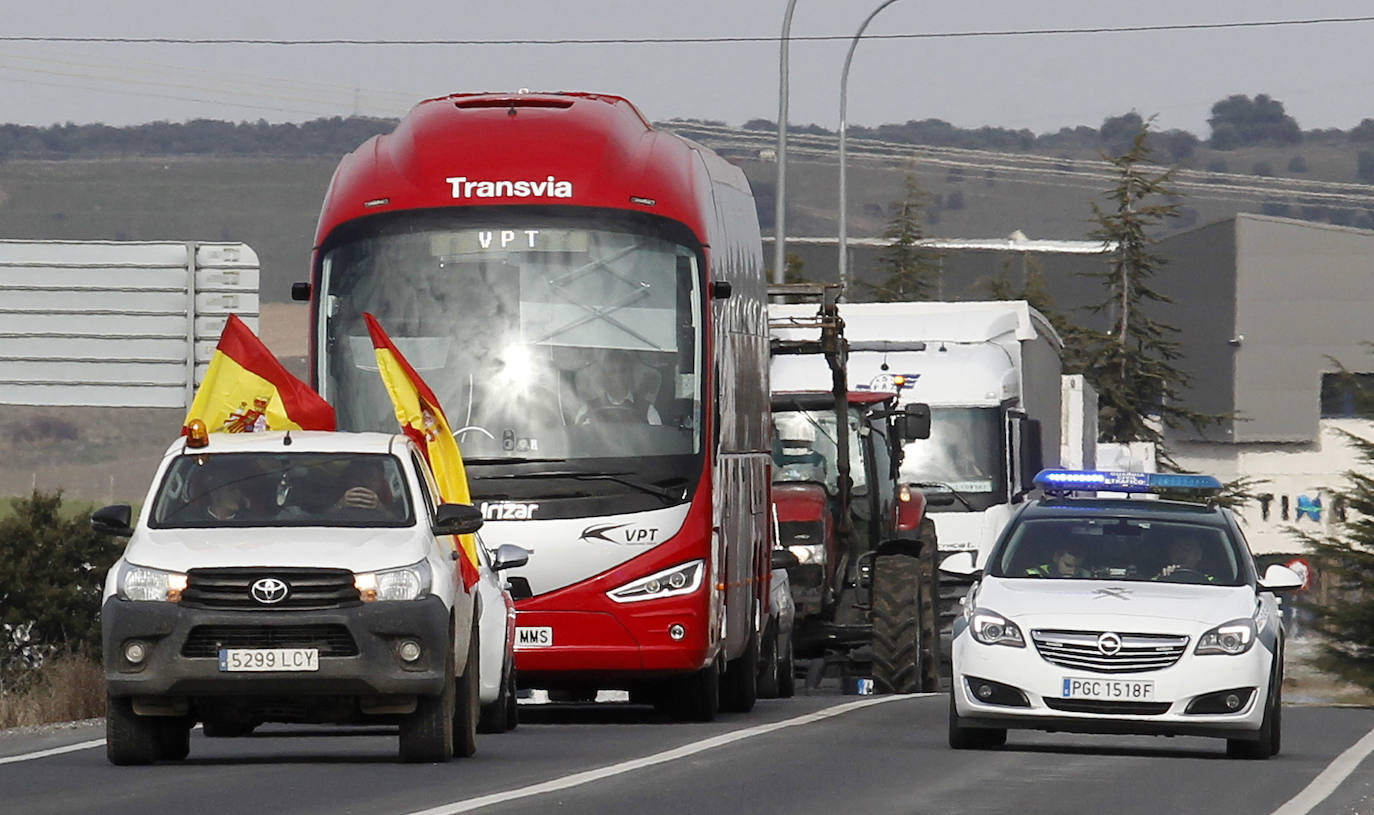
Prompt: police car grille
<box><xmin>1044</xmin><ymin>699</ymin><xmax>1172</xmax><ymax>716</ymax></box>
<box><xmin>183</xmin><ymin>568</ymin><xmax>361</xmax><ymax>610</ymax></box>
<box><xmin>181</xmin><ymin>625</ymin><xmax>359</xmax><ymax>657</ymax></box>
<box><xmin>1031</xmin><ymin>630</ymin><xmax>1188</xmax><ymax>674</ymax></box>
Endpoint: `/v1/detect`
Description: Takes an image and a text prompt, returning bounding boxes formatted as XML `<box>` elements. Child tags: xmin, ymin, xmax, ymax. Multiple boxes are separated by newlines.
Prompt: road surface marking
<box><xmin>0</xmin><ymin>739</ymin><xmax>103</xmax><ymax>765</ymax></box>
<box><xmin>406</xmin><ymin>695</ymin><xmax>930</xmax><ymax>815</ymax></box>
<box><xmin>1270</xmin><ymin>722</ymin><xmax>1374</xmax><ymax>815</ymax></box>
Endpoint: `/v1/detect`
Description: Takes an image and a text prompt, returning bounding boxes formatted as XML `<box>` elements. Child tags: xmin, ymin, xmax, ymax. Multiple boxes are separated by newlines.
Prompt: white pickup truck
<box><xmin>92</xmin><ymin>429</ymin><xmax>527</xmax><ymax>764</ymax></box>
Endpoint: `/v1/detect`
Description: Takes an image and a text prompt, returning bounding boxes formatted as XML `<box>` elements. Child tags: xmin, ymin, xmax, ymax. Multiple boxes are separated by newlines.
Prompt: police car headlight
<box><xmin>969</xmin><ymin>608</ymin><xmax>1025</xmax><ymax>648</ymax></box>
<box><xmin>1195</xmin><ymin>618</ymin><xmax>1256</xmax><ymax>655</ymax></box>
<box><xmin>118</xmin><ymin>563</ymin><xmax>187</xmax><ymax>602</ymax></box>
<box><xmin>608</xmin><ymin>560</ymin><xmax>704</xmax><ymax>603</ymax></box>
<box><xmin>356</xmin><ymin>560</ymin><xmax>432</xmax><ymax>602</ymax></box>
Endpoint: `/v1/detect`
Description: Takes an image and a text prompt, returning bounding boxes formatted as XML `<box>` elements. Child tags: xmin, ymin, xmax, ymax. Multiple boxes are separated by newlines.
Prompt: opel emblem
<box><xmin>1097</xmin><ymin>632</ymin><xmax>1123</xmax><ymax>656</ymax></box>
<box><xmin>251</xmin><ymin>577</ymin><xmax>289</xmax><ymax>605</ymax></box>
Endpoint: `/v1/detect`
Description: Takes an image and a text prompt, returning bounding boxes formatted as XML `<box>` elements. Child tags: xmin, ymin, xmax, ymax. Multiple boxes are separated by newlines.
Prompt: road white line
<box><xmin>0</xmin><ymin>739</ymin><xmax>103</xmax><ymax>765</ymax></box>
<box><xmin>406</xmin><ymin>694</ymin><xmax>929</xmax><ymax>815</ymax></box>
<box><xmin>1270</xmin><ymin>723</ymin><xmax>1374</xmax><ymax>815</ymax></box>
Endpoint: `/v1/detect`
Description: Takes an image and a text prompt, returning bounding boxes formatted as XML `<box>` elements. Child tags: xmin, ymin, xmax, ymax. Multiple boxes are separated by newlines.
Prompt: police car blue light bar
<box><xmin>1033</xmin><ymin>469</ymin><xmax>1222</xmax><ymax>494</ymax></box>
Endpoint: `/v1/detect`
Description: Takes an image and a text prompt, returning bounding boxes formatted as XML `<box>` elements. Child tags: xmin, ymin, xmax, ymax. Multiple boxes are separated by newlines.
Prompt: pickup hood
<box><xmin>122</xmin><ymin>526</ymin><xmax>431</xmax><ymax>574</ymax></box>
<box><xmin>975</xmin><ymin>577</ymin><xmax>1256</xmax><ymax>628</ymax></box>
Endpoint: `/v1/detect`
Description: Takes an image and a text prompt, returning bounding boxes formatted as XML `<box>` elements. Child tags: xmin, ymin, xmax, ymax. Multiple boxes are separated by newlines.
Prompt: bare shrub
<box><xmin>0</xmin><ymin>653</ymin><xmax>104</xmax><ymax>729</ymax></box>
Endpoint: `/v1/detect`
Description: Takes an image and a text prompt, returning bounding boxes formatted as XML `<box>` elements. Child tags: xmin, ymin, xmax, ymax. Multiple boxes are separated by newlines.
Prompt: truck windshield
<box><xmin>149</xmin><ymin>452</ymin><xmax>414</xmax><ymax>529</ymax></box>
<box><xmin>317</xmin><ymin>211</ymin><xmax>705</xmax><ymax>467</ymax></box>
<box><xmin>772</xmin><ymin>406</ymin><xmax>866</xmax><ymax>495</ymax></box>
<box><xmin>900</xmin><ymin>406</ymin><xmax>1003</xmax><ymax>495</ymax></box>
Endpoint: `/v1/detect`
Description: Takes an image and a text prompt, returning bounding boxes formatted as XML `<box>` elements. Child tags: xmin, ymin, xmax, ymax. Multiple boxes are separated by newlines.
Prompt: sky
<box><xmin>3</xmin><ymin>1</ymin><xmax>1374</xmax><ymax>137</ymax></box>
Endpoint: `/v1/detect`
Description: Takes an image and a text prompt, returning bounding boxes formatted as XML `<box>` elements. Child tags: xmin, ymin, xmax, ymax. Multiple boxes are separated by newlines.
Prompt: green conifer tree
<box><xmin>858</xmin><ymin>173</ymin><xmax>942</xmax><ymax>302</ymax></box>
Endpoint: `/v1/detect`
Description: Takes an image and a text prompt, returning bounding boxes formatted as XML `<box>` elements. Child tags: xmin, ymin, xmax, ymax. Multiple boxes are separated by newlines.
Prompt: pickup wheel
<box><xmin>778</xmin><ymin>627</ymin><xmax>796</xmax><ymax>698</ymax></box>
<box><xmin>453</xmin><ymin>627</ymin><xmax>480</xmax><ymax>757</ymax></box>
<box><xmin>872</xmin><ymin>554</ymin><xmax>923</xmax><ymax>694</ymax></box>
<box><xmin>155</xmin><ymin>717</ymin><xmax>191</xmax><ymax>761</ymax></box>
<box><xmin>719</xmin><ymin>621</ymin><xmax>759</xmax><ymax>713</ymax></box>
<box><xmin>105</xmin><ymin>695</ymin><xmax>161</xmax><ymax>766</ymax></box>
<box><xmin>399</xmin><ymin>640</ymin><xmax>456</xmax><ymax>763</ymax></box>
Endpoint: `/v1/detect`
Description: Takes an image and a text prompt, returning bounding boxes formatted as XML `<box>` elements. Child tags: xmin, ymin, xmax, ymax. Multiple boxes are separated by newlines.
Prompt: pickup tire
<box><xmin>757</xmin><ymin>620</ymin><xmax>781</xmax><ymax>699</ymax></box>
<box><xmin>453</xmin><ymin>627</ymin><xmax>480</xmax><ymax>757</ymax></box>
<box><xmin>399</xmin><ymin>640</ymin><xmax>457</xmax><ymax>763</ymax></box>
<box><xmin>105</xmin><ymin>695</ymin><xmax>160</xmax><ymax>766</ymax></box>
<box><xmin>778</xmin><ymin>631</ymin><xmax>796</xmax><ymax>698</ymax></box>
<box><xmin>871</xmin><ymin>554</ymin><xmax>923</xmax><ymax>694</ymax></box>
<box><xmin>155</xmin><ymin>717</ymin><xmax>192</xmax><ymax>761</ymax></box>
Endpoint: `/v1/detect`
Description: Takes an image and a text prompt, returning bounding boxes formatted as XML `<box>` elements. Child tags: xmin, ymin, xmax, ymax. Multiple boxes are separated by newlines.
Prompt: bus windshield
<box><xmin>318</xmin><ymin>211</ymin><xmax>705</xmax><ymax>465</ymax></box>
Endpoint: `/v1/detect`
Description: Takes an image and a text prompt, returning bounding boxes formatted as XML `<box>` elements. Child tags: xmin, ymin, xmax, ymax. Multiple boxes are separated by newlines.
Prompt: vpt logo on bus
<box><xmin>580</xmin><ymin>522</ymin><xmax>659</xmax><ymax>545</ymax></box>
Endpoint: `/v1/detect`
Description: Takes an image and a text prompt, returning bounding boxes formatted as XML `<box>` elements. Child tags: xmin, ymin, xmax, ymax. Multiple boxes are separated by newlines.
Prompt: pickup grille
<box><xmin>182</xmin><ymin>567</ymin><xmax>361</xmax><ymax>610</ymax></box>
<box><xmin>181</xmin><ymin>625</ymin><xmax>359</xmax><ymax>658</ymax></box>
<box><xmin>1031</xmin><ymin>629</ymin><xmax>1188</xmax><ymax>674</ymax></box>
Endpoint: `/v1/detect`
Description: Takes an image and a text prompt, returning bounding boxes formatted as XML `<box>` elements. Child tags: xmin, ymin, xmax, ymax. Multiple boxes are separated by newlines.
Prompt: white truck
<box><xmin>771</xmin><ymin>300</ymin><xmax>1065</xmax><ymax>560</ymax></box>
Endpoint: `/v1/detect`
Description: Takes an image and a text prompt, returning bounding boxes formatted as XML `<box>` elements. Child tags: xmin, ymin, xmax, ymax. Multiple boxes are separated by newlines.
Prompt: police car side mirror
<box><xmin>434</xmin><ymin>503</ymin><xmax>484</xmax><ymax>536</ymax></box>
<box><xmin>491</xmin><ymin>543</ymin><xmax>530</xmax><ymax>572</ymax></box>
<box><xmin>939</xmin><ymin>551</ymin><xmax>981</xmax><ymax>581</ymax></box>
<box><xmin>91</xmin><ymin>504</ymin><xmax>134</xmax><ymax>537</ymax></box>
<box><xmin>1259</xmin><ymin>564</ymin><xmax>1304</xmax><ymax>593</ymax></box>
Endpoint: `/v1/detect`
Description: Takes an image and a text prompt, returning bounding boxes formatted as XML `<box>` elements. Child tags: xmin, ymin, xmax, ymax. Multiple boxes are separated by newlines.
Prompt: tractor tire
<box><xmin>871</xmin><ymin>553</ymin><xmax>923</xmax><ymax>694</ymax></box>
<box><xmin>917</xmin><ymin>518</ymin><xmax>943</xmax><ymax>693</ymax></box>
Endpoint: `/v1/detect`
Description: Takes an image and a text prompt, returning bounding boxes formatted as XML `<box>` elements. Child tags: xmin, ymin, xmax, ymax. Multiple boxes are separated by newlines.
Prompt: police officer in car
<box><xmin>1027</xmin><ymin>543</ymin><xmax>1088</xmax><ymax>578</ymax></box>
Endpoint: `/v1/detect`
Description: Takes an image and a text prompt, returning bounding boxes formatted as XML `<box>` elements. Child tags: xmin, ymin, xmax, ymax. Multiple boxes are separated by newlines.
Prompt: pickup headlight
<box><xmin>355</xmin><ymin>560</ymin><xmax>433</xmax><ymax>602</ymax></box>
<box><xmin>118</xmin><ymin>563</ymin><xmax>187</xmax><ymax>602</ymax></box>
<box><xmin>1195</xmin><ymin>618</ymin><xmax>1256</xmax><ymax>655</ymax></box>
<box><xmin>969</xmin><ymin>608</ymin><xmax>1025</xmax><ymax>648</ymax></box>
<box><xmin>607</xmin><ymin>560</ymin><xmax>704</xmax><ymax>603</ymax></box>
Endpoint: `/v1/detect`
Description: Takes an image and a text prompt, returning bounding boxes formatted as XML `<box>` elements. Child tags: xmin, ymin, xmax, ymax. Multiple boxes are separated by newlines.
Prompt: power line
<box><xmin>2</xmin><ymin>16</ymin><xmax>1373</xmax><ymax>47</ymax></box>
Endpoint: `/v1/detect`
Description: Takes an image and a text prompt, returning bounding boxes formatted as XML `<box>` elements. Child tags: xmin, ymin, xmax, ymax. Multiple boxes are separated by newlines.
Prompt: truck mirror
<box><xmin>897</xmin><ymin>402</ymin><xmax>931</xmax><ymax>441</ymax></box>
<box><xmin>938</xmin><ymin>551</ymin><xmax>981</xmax><ymax>580</ymax></box>
<box><xmin>90</xmin><ymin>504</ymin><xmax>134</xmax><ymax>537</ymax></box>
<box><xmin>1018</xmin><ymin>418</ymin><xmax>1044</xmax><ymax>494</ymax></box>
<box><xmin>291</xmin><ymin>281</ymin><xmax>312</xmax><ymax>301</ymax></box>
<box><xmin>434</xmin><ymin>503</ymin><xmax>484</xmax><ymax>536</ymax></box>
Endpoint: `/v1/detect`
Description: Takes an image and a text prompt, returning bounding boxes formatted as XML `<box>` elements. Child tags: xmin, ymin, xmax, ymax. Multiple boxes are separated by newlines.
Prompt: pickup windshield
<box><xmin>150</xmin><ymin>452</ymin><xmax>415</xmax><ymax>529</ymax></box>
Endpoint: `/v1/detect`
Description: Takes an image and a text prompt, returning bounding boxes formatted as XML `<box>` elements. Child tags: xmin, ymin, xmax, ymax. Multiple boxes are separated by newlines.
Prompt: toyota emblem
<box><xmin>250</xmin><ymin>577</ymin><xmax>289</xmax><ymax>605</ymax></box>
<box><xmin>1097</xmin><ymin>632</ymin><xmax>1123</xmax><ymax>656</ymax></box>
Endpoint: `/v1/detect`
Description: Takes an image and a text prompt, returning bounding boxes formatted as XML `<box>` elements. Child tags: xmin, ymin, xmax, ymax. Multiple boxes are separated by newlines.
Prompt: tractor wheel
<box><xmin>871</xmin><ymin>554</ymin><xmax>923</xmax><ymax>694</ymax></box>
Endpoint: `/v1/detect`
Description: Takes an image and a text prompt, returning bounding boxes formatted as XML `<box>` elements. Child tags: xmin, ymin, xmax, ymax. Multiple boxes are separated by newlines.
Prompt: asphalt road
<box><xmin>2</xmin><ymin>693</ymin><xmax>1372</xmax><ymax>815</ymax></box>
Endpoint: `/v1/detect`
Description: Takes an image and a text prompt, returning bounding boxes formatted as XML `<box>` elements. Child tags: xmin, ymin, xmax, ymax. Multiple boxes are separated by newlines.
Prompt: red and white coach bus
<box><xmin>296</xmin><ymin>91</ymin><xmax>772</xmax><ymax>720</ymax></box>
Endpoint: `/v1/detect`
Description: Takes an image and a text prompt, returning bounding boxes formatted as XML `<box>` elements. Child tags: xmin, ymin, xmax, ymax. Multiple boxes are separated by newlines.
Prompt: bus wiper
<box><xmin>472</xmin><ymin>469</ymin><xmax>687</xmax><ymax>503</ymax></box>
<box><xmin>911</xmin><ymin>481</ymin><xmax>977</xmax><ymax>512</ymax></box>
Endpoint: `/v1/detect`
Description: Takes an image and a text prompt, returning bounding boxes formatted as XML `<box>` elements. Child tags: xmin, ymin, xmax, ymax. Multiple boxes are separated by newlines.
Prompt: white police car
<box><xmin>92</xmin><ymin>428</ymin><xmax>528</xmax><ymax>764</ymax></box>
<box><xmin>939</xmin><ymin>470</ymin><xmax>1304</xmax><ymax>759</ymax></box>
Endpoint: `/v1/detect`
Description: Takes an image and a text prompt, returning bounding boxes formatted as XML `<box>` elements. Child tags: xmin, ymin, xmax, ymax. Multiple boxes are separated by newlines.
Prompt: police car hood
<box><xmin>977</xmin><ymin>577</ymin><xmax>1255</xmax><ymax>627</ymax></box>
<box><xmin>123</xmin><ymin>526</ymin><xmax>431</xmax><ymax>573</ymax></box>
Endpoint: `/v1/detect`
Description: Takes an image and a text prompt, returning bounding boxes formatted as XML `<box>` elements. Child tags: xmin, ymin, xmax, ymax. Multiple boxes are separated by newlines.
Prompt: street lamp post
<box><xmin>838</xmin><ymin>0</ymin><xmax>903</xmax><ymax>297</ymax></box>
<box><xmin>774</xmin><ymin>0</ymin><xmax>800</xmax><ymax>286</ymax></box>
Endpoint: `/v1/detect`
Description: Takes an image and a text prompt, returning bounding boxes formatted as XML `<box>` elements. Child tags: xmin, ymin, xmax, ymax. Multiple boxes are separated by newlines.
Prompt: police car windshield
<box><xmin>987</xmin><ymin>517</ymin><xmax>1242</xmax><ymax>585</ymax></box>
<box><xmin>150</xmin><ymin>452</ymin><xmax>415</xmax><ymax>529</ymax></box>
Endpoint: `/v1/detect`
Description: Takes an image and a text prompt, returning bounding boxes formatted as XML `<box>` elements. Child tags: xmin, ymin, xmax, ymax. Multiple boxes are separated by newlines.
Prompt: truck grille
<box><xmin>182</xmin><ymin>567</ymin><xmax>361</xmax><ymax>610</ymax></box>
<box><xmin>181</xmin><ymin>625</ymin><xmax>359</xmax><ymax>657</ymax></box>
<box><xmin>1031</xmin><ymin>629</ymin><xmax>1188</xmax><ymax>674</ymax></box>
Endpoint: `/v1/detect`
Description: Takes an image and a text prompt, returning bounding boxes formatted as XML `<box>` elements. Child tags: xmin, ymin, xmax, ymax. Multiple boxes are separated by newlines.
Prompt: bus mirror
<box><xmin>291</xmin><ymin>281</ymin><xmax>312</xmax><ymax>301</ymax></box>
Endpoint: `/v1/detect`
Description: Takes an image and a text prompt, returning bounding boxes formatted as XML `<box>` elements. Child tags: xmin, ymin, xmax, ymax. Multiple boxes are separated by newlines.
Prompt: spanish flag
<box><xmin>364</xmin><ymin>313</ymin><xmax>480</xmax><ymax>590</ymax></box>
<box><xmin>184</xmin><ymin>314</ymin><xmax>335</xmax><ymax>433</ymax></box>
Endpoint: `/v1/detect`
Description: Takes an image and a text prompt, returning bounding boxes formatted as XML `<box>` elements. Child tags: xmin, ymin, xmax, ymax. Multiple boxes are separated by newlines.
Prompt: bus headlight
<box><xmin>607</xmin><ymin>560</ymin><xmax>704</xmax><ymax>603</ymax></box>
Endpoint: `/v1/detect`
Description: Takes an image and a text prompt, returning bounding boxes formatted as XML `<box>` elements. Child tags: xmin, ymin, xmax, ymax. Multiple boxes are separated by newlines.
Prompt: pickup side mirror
<box><xmin>91</xmin><ymin>504</ymin><xmax>134</xmax><ymax>537</ymax></box>
<box><xmin>771</xmin><ymin>548</ymin><xmax>800</xmax><ymax>570</ymax></box>
<box><xmin>938</xmin><ymin>551</ymin><xmax>982</xmax><ymax>581</ymax></box>
<box><xmin>1258</xmin><ymin>564</ymin><xmax>1304</xmax><ymax>593</ymax></box>
<box><xmin>434</xmin><ymin>503</ymin><xmax>484</xmax><ymax>536</ymax></box>
<box><xmin>491</xmin><ymin>543</ymin><xmax>531</xmax><ymax>572</ymax></box>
